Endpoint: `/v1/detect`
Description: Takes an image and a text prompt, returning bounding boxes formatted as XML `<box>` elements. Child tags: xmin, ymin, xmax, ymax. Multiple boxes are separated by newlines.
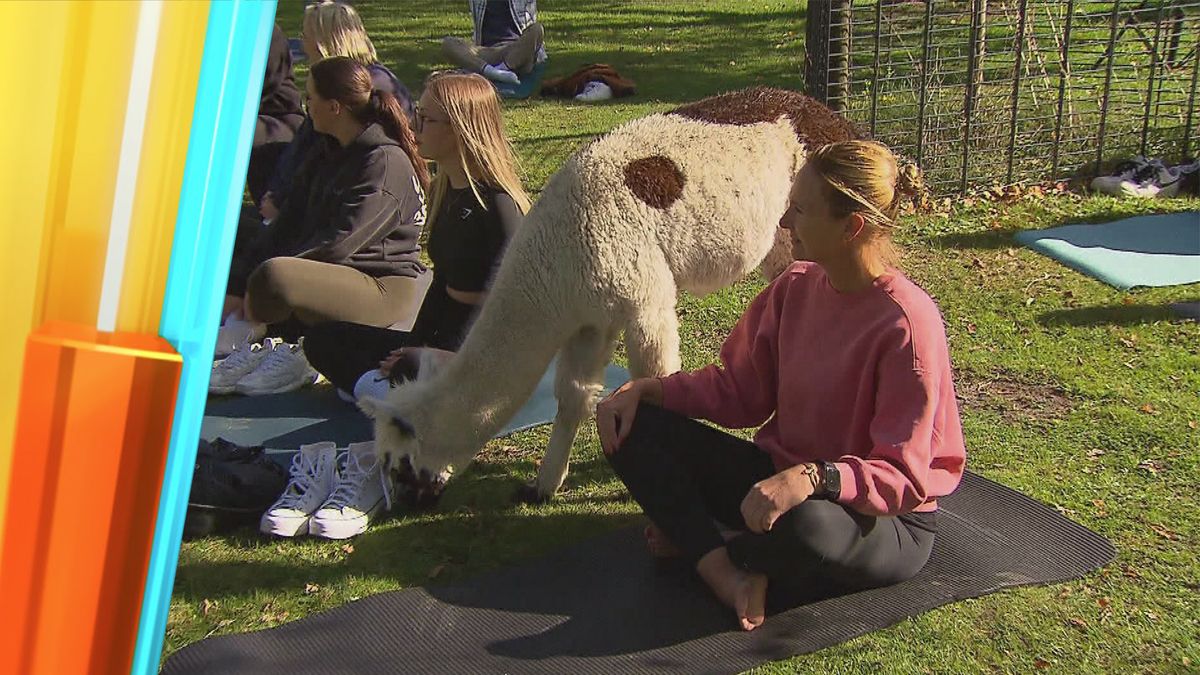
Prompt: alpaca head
<box><xmin>356</xmin><ymin>349</ymin><xmax>459</xmax><ymax>509</ymax></box>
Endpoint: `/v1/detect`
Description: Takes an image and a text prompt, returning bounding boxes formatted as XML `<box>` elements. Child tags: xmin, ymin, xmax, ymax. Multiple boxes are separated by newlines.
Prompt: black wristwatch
<box><xmin>818</xmin><ymin>462</ymin><xmax>841</xmax><ymax>501</ymax></box>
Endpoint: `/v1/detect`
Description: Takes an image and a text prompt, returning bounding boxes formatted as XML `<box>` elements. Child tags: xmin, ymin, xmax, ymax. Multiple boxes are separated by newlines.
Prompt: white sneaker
<box><xmin>235</xmin><ymin>339</ymin><xmax>318</xmax><ymax>396</ymax></box>
<box><xmin>209</xmin><ymin>339</ymin><xmax>273</xmax><ymax>394</ymax></box>
<box><xmin>260</xmin><ymin>442</ymin><xmax>338</xmax><ymax>537</ymax></box>
<box><xmin>214</xmin><ymin>312</ymin><xmax>266</xmax><ymax>358</ymax></box>
<box><xmin>1090</xmin><ymin>157</ymin><xmax>1148</xmax><ymax>195</ymax></box>
<box><xmin>1120</xmin><ymin>161</ymin><xmax>1183</xmax><ymax>198</ymax></box>
<box><xmin>575</xmin><ymin>81</ymin><xmax>613</xmax><ymax>102</ymax></box>
<box><xmin>309</xmin><ymin>442</ymin><xmax>392</xmax><ymax>540</ymax></box>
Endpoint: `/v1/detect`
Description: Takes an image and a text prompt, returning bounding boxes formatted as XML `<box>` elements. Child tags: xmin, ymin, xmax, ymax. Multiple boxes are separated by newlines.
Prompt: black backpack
<box><xmin>184</xmin><ymin>438</ymin><xmax>289</xmax><ymax>538</ymax></box>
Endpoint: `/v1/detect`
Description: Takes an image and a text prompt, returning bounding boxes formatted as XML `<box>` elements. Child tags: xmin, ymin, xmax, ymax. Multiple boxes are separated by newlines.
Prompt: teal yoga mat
<box><xmin>1013</xmin><ymin>211</ymin><xmax>1200</xmax><ymax>290</ymax></box>
<box><xmin>201</xmin><ymin>361</ymin><xmax>631</xmax><ymax>453</ymax></box>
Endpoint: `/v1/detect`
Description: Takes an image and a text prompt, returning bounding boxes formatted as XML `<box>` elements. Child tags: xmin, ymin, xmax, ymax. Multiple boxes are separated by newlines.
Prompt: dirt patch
<box><xmin>955</xmin><ymin>369</ymin><xmax>1074</xmax><ymax>424</ymax></box>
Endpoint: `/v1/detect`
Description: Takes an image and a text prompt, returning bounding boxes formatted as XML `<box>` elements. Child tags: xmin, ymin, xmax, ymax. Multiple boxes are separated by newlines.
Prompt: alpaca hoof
<box><xmin>513</xmin><ymin>483</ymin><xmax>552</xmax><ymax>505</ymax></box>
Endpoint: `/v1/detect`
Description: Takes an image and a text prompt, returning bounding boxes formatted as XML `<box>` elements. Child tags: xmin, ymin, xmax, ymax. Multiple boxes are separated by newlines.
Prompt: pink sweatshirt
<box><xmin>660</xmin><ymin>261</ymin><xmax>965</xmax><ymax>516</ymax></box>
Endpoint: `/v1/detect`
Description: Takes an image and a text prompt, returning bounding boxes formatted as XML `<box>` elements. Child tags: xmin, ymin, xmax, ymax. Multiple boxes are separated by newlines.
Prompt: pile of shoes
<box><xmin>210</xmin><ymin>313</ymin><xmax>318</xmax><ymax>396</ymax></box>
<box><xmin>261</xmin><ymin>441</ymin><xmax>393</xmax><ymax>540</ymax></box>
<box><xmin>1090</xmin><ymin>156</ymin><xmax>1200</xmax><ymax>198</ymax></box>
<box><xmin>185</xmin><ymin>438</ymin><xmax>290</xmax><ymax>538</ymax></box>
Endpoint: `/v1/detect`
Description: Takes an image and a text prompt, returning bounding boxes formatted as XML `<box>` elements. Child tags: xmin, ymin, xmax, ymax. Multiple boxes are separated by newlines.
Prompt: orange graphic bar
<box><xmin>1</xmin><ymin>321</ymin><xmax>182</xmax><ymax>675</ymax></box>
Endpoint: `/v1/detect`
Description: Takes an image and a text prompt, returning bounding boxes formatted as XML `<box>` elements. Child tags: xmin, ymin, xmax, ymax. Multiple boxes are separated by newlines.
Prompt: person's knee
<box><xmin>524</xmin><ymin>21</ymin><xmax>545</xmax><ymax>43</ymax></box>
<box><xmin>777</xmin><ymin>500</ymin><xmax>859</xmax><ymax>561</ymax></box>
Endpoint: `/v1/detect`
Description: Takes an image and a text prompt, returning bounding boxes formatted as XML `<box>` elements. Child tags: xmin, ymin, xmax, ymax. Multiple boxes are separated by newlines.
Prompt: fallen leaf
<box><xmin>201</xmin><ymin>598</ymin><xmax>217</xmax><ymax>617</ymax></box>
<box><xmin>1034</xmin><ymin>657</ymin><xmax>1052</xmax><ymax>669</ymax></box>
<box><xmin>305</xmin><ymin>583</ymin><xmax>321</xmax><ymax>595</ymax></box>
<box><xmin>1097</xmin><ymin>597</ymin><xmax>1111</xmax><ymax>608</ymax></box>
<box><xmin>1150</xmin><ymin>524</ymin><xmax>1179</xmax><ymax>541</ymax></box>
<box><xmin>967</xmin><ymin>323</ymin><xmax>977</xmax><ymax>335</ymax></box>
<box><xmin>1122</xmin><ymin>296</ymin><xmax>1136</xmax><ymax>305</ymax></box>
<box><xmin>1188</xmin><ymin>421</ymin><xmax>1196</xmax><ymax>429</ymax></box>
<box><xmin>1068</xmin><ymin>617</ymin><xmax>1088</xmax><ymax>630</ymax></box>
<box><xmin>1058</xmin><ymin>587</ymin><xmax>1072</xmax><ymax>599</ymax></box>
<box><xmin>1140</xmin><ymin>404</ymin><xmax>1158</xmax><ymax>415</ymax></box>
<box><xmin>428</xmin><ymin>564</ymin><xmax>446</xmax><ymax>579</ymax></box>
<box><xmin>341</xmin><ymin>543</ymin><xmax>355</xmax><ymax>555</ymax></box>
<box><xmin>1091</xmin><ymin>499</ymin><xmax>1108</xmax><ymax>516</ymax></box>
<box><xmin>1123</xmin><ymin>565</ymin><xmax>1142</xmax><ymax>579</ymax></box>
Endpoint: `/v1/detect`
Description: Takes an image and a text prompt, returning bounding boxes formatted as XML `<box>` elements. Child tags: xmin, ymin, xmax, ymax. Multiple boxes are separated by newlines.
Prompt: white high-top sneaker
<box><xmin>235</xmin><ymin>339</ymin><xmax>318</xmax><ymax>396</ymax></box>
<box><xmin>214</xmin><ymin>312</ymin><xmax>267</xmax><ymax>358</ymax></box>
<box><xmin>260</xmin><ymin>442</ymin><xmax>338</xmax><ymax>537</ymax></box>
<box><xmin>309</xmin><ymin>442</ymin><xmax>392</xmax><ymax>540</ymax></box>
<box><xmin>209</xmin><ymin>339</ymin><xmax>275</xmax><ymax>395</ymax></box>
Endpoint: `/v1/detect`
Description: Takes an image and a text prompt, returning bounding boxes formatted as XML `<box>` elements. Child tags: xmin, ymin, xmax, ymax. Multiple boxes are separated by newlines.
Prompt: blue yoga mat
<box><xmin>1013</xmin><ymin>211</ymin><xmax>1200</xmax><ymax>290</ymax></box>
<box><xmin>201</xmin><ymin>361</ymin><xmax>631</xmax><ymax>453</ymax></box>
<box><xmin>494</xmin><ymin>61</ymin><xmax>546</xmax><ymax>100</ymax></box>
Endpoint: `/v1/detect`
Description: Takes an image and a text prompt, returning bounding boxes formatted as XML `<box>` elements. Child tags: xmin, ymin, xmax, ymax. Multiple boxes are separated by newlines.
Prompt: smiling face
<box><xmin>778</xmin><ymin>163</ymin><xmax>861</xmax><ymax>263</ymax></box>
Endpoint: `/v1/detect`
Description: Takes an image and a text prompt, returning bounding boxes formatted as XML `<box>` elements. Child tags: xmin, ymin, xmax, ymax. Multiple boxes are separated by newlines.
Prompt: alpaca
<box><xmin>358</xmin><ymin>87</ymin><xmax>860</xmax><ymax>503</ymax></box>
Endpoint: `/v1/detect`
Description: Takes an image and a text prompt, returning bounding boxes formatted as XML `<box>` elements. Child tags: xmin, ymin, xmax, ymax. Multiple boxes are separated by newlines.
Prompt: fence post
<box><xmin>805</xmin><ymin>0</ymin><xmax>851</xmax><ymax>112</ymax></box>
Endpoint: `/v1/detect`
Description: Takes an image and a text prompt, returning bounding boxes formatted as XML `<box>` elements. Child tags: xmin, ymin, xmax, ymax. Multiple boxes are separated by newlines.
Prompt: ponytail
<box><xmin>365</xmin><ymin>89</ymin><xmax>430</xmax><ymax>192</ymax></box>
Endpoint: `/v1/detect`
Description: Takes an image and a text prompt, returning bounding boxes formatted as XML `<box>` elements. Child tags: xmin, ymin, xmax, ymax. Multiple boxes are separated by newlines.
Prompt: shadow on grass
<box><xmin>1038</xmin><ymin>301</ymin><xmax>1200</xmax><ymax>327</ymax></box>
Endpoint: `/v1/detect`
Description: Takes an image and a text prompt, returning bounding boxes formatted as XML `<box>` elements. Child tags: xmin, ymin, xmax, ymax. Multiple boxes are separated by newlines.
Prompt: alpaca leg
<box><xmin>517</xmin><ymin>326</ymin><xmax>617</xmax><ymax>502</ymax></box>
<box><xmin>625</xmin><ymin>304</ymin><xmax>682</xmax><ymax>379</ymax></box>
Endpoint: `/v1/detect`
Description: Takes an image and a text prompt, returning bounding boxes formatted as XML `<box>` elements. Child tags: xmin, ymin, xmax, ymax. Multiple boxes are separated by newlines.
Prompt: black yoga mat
<box><xmin>163</xmin><ymin>472</ymin><xmax>1114</xmax><ymax>675</ymax></box>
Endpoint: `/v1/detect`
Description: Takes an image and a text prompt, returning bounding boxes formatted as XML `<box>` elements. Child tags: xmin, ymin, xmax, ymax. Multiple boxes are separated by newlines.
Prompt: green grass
<box><xmin>168</xmin><ymin>2</ymin><xmax>1200</xmax><ymax>671</ymax></box>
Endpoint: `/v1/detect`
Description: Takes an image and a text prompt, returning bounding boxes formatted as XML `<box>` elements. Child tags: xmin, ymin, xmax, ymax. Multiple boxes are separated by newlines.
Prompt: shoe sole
<box><xmin>308</xmin><ymin>501</ymin><xmax>383</xmax><ymax>540</ymax></box>
<box><xmin>236</xmin><ymin>372</ymin><xmax>317</xmax><ymax>396</ymax></box>
<box><xmin>260</xmin><ymin>513</ymin><xmax>312</xmax><ymax>537</ymax></box>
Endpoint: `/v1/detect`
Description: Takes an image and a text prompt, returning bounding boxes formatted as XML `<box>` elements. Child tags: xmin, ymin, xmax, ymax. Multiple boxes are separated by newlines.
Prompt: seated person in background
<box><xmin>220</xmin><ymin>56</ymin><xmax>430</xmax><ymax>355</ymax></box>
<box><xmin>441</xmin><ymin>0</ymin><xmax>545</xmax><ymax>86</ymax></box>
<box><xmin>259</xmin><ymin>0</ymin><xmax>416</xmax><ymax>221</ymax></box>
<box><xmin>596</xmin><ymin>141</ymin><xmax>966</xmax><ymax>632</ymax></box>
<box><xmin>247</xmin><ymin>23</ymin><xmax>306</xmax><ymax>205</ymax></box>
<box><xmin>303</xmin><ymin>72</ymin><xmax>531</xmax><ymax>402</ymax></box>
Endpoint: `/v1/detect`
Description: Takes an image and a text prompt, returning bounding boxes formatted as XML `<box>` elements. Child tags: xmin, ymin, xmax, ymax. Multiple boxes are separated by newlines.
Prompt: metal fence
<box><xmin>804</xmin><ymin>0</ymin><xmax>1200</xmax><ymax>192</ymax></box>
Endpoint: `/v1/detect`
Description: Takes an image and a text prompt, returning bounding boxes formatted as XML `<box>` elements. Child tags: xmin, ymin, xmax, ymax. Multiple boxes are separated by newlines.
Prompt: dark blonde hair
<box><xmin>422</xmin><ymin>72</ymin><xmax>531</xmax><ymax>230</ymax></box>
<box><xmin>806</xmin><ymin>140</ymin><xmax>925</xmax><ymax>263</ymax></box>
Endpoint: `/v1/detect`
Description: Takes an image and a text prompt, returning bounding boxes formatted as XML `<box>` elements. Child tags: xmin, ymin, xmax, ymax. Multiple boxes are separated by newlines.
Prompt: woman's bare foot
<box><xmin>644</xmin><ymin>524</ymin><xmax>682</xmax><ymax>559</ymax></box>
<box><xmin>696</xmin><ymin>547</ymin><xmax>768</xmax><ymax>631</ymax></box>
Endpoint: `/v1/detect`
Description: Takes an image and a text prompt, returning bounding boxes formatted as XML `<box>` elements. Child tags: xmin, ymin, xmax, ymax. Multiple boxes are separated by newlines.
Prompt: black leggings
<box><xmin>303</xmin><ymin>321</ymin><xmax>422</xmax><ymax>394</ymax></box>
<box><xmin>607</xmin><ymin>404</ymin><xmax>936</xmax><ymax>593</ymax></box>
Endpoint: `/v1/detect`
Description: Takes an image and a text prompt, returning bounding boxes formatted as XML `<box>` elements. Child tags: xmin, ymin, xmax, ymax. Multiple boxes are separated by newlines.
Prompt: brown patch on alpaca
<box><xmin>624</xmin><ymin>155</ymin><xmax>685</xmax><ymax>209</ymax></box>
<box><xmin>669</xmin><ymin>86</ymin><xmax>860</xmax><ymax>148</ymax></box>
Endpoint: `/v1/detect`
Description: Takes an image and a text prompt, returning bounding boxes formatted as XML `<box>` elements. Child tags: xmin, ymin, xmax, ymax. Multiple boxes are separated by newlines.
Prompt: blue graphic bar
<box><xmin>132</xmin><ymin>1</ymin><xmax>277</xmax><ymax>672</ymax></box>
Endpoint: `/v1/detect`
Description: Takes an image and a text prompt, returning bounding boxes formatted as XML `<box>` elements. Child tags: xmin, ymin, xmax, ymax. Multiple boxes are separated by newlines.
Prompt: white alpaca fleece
<box><xmin>365</xmin><ymin>87</ymin><xmax>860</xmax><ymax>499</ymax></box>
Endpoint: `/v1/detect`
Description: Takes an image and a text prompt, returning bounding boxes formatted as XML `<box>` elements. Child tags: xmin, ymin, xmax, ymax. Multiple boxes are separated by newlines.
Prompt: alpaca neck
<box><xmin>425</xmin><ymin>228</ymin><xmax>571</xmax><ymax>443</ymax></box>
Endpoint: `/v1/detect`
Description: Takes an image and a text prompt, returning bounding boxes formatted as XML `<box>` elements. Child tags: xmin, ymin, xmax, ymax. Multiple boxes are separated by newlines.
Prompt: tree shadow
<box><xmin>1038</xmin><ymin>301</ymin><xmax>1200</xmax><ymax>327</ymax></box>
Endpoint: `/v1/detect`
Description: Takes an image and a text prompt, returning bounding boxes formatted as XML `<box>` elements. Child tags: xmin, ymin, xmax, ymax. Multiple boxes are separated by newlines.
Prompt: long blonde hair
<box><xmin>422</xmin><ymin>72</ymin><xmax>532</xmax><ymax>229</ymax></box>
<box><xmin>806</xmin><ymin>140</ymin><xmax>925</xmax><ymax>264</ymax></box>
<box><xmin>302</xmin><ymin>1</ymin><xmax>378</xmax><ymax>65</ymax></box>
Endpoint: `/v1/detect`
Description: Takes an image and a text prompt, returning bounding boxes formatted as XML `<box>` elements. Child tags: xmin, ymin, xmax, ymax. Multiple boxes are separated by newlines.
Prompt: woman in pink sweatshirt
<box><xmin>596</xmin><ymin>140</ymin><xmax>966</xmax><ymax>632</ymax></box>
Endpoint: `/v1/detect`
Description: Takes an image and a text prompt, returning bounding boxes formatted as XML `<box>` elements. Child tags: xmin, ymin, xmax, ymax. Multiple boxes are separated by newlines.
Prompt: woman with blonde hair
<box><xmin>256</xmin><ymin>0</ymin><xmax>415</xmax><ymax>220</ymax></box>
<box><xmin>596</xmin><ymin>140</ymin><xmax>966</xmax><ymax>631</ymax></box>
<box><xmin>304</xmin><ymin>71</ymin><xmax>531</xmax><ymax>402</ymax></box>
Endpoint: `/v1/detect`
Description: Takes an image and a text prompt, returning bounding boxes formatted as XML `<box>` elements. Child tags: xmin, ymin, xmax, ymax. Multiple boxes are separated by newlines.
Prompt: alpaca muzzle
<box><xmin>391</xmin><ymin>455</ymin><xmax>447</xmax><ymax>509</ymax></box>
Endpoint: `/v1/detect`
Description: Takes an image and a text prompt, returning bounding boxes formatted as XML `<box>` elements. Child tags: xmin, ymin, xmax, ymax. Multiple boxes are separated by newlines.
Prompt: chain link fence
<box><xmin>804</xmin><ymin>0</ymin><xmax>1200</xmax><ymax>192</ymax></box>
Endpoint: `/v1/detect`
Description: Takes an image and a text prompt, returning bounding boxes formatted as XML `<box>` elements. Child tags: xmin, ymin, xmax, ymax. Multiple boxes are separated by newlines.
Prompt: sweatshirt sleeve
<box><xmin>832</xmin><ymin>330</ymin><xmax>943</xmax><ymax>517</ymax></box>
<box><xmin>297</xmin><ymin>154</ymin><xmax>424</xmax><ymax>263</ymax></box>
<box><xmin>657</xmin><ymin>276</ymin><xmax>785</xmax><ymax>429</ymax></box>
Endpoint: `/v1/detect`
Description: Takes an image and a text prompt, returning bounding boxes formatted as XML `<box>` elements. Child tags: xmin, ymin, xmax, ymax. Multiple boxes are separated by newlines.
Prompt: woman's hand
<box><xmin>259</xmin><ymin>193</ymin><xmax>280</xmax><ymax>222</ymax></box>
<box><xmin>378</xmin><ymin>348</ymin><xmax>412</xmax><ymax>377</ymax></box>
<box><xmin>740</xmin><ymin>463</ymin><xmax>820</xmax><ymax>534</ymax></box>
<box><xmin>596</xmin><ymin>378</ymin><xmax>663</xmax><ymax>456</ymax></box>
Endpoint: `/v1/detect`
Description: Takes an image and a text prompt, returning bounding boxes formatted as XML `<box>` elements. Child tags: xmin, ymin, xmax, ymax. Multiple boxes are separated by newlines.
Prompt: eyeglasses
<box><xmin>413</xmin><ymin>104</ymin><xmax>449</xmax><ymax>133</ymax></box>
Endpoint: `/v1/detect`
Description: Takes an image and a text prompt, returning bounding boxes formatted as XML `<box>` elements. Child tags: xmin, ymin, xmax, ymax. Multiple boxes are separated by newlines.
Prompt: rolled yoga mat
<box><xmin>1013</xmin><ymin>211</ymin><xmax>1200</xmax><ymax>290</ymax></box>
<box><xmin>162</xmin><ymin>472</ymin><xmax>1115</xmax><ymax>675</ymax></box>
